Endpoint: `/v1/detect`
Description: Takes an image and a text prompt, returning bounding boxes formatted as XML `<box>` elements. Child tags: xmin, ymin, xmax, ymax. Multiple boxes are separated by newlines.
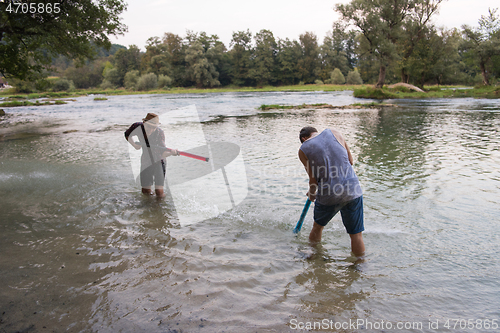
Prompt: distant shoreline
<box><xmin>1</xmin><ymin>84</ymin><xmax>498</xmax><ymax>108</ymax></box>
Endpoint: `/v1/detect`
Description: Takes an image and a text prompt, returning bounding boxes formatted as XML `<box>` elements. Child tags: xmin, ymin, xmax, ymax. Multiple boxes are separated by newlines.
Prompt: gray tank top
<box><xmin>300</xmin><ymin>129</ymin><xmax>362</xmax><ymax>205</ymax></box>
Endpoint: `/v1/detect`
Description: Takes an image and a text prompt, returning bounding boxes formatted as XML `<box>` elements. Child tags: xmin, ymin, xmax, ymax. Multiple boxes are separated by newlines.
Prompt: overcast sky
<box><xmin>112</xmin><ymin>0</ymin><xmax>499</xmax><ymax>50</ymax></box>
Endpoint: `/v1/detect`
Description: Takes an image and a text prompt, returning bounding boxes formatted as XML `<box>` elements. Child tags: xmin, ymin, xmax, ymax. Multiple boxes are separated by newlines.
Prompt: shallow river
<box><xmin>0</xmin><ymin>91</ymin><xmax>499</xmax><ymax>332</ymax></box>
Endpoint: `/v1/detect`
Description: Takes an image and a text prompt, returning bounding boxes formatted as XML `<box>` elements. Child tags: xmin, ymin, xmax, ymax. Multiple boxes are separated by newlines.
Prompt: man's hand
<box><xmin>307</xmin><ymin>191</ymin><xmax>316</xmax><ymax>202</ymax></box>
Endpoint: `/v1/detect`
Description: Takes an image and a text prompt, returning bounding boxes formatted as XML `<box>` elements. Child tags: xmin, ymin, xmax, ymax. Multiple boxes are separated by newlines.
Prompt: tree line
<box><xmin>1</xmin><ymin>0</ymin><xmax>499</xmax><ymax>93</ymax></box>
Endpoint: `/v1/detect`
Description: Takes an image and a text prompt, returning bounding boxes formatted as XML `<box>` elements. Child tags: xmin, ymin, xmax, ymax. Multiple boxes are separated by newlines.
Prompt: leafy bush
<box><xmin>103</xmin><ymin>68</ymin><xmax>122</xmax><ymax>87</ymax></box>
<box><xmin>124</xmin><ymin>70</ymin><xmax>139</xmax><ymax>90</ymax></box>
<box><xmin>65</xmin><ymin>61</ymin><xmax>106</xmax><ymax>89</ymax></box>
<box><xmin>100</xmin><ymin>80</ymin><xmax>115</xmax><ymax>90</ymax></box>
<box><xmin>53</xmin><ymin>78</ymin><xmax>75</xmax><ymax>92</ymax></box>
<box><xmin>157</xmin><ymin>74</ymin><xmax>173</xmax><ymax>88</ymax></box>
<box><xmin>136</xmin><ymin>73</ymin><xmax>158</xmax><ymax>91</ymax></box>
<box><xmin>314</xmin><ymin>79</ymin><xmax>324</xmax><ymax>85</ymax></box>
<box><xmin>330</xmin><ymin>68</ymin><xmax>345</xmax><ymax>85</ymax></box>
<box><xmin>10</xmin><ymin>78</ymin><xmax>35</xmax><ymax>93</ymax></box>
<box><xmin>346</xmin><ymin>69</ymin><xmax>363</xmax><ymax>85</ymax></box>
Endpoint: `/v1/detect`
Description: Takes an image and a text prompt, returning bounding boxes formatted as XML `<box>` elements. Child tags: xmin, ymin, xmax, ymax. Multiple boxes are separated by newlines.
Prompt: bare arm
<box><xmin>331</xmin><ymin>128</ymin><xmax>354</xmax><ymax>165</ymax></box>
<box><xmin>126</xmin><ymin>135</ymin><xmax>141</xmax><ymax>150</ymax></box>
<box><xmin>298</xmin><ymin>148</ymin><xmax>318</xmax><ymax>202</ymax></box>
<box><xmin>345</xmin><ymin>142</ymin><xmax>354</xmax><ymax>165</ymax></box>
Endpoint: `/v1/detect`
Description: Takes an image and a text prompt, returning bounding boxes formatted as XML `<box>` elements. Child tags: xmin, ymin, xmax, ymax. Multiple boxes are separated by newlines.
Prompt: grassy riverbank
<box><xmin>1</xmin><ymin>84</ymin><xmax>498</xmax><ymax>108</ymax></box>
<box><xmin>354</xmin><ymin>85</ymin><xmax>500</xmax><ymax>99</ymax></box>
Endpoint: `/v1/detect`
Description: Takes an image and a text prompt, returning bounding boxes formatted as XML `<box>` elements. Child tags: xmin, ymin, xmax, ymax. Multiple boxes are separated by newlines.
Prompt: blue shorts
<box><xmin>313</xmin><ymin>196</ymin><xmax>364</xmax><ymax>234</ymax></box>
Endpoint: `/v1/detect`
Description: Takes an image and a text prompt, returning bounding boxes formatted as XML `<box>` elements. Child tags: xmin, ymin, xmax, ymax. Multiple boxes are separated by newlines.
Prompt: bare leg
<box><xmin>142</xmin><ymin>187</ymin><xmax>153</xmax><ymax>195</ymax></box>
<box><xmin>309</xmin><ymin>222</ymin><xmax>324</xmax><ymax>245</ymax></box>
<box><xmin>155</xmin><ymin>186</ymin><xmax>166</xmax><ymax>198</ymax></box>
<box><xmin>349</xmin><ymin>232</ymin><xmax>365</xmax><ymax>257</ymax></box>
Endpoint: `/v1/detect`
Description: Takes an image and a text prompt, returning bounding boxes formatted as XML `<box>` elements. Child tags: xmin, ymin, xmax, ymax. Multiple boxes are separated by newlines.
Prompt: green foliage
<box><xmin>229</xmin><ymin>30</ymin><xmax>254</xmax><ymax>86</ymax></box>
<box><xmin>353</xmin><ymin>87</ymin><xmax>397</xmax><ymax>99</ymax></box>
<box><xmin>346</xmin><ymin>69</ymin><xmax>363</xmax><ymax>85</ymax></box>
<box><xmin>103</xmin><ymin>68</ymin><xmax>121</xmax><ymax>87</ymax></box>
<box><xmin>124</xmin><ymin>70</ymin><xmax>140</xmax><ymax>90</ymax></box>
<box><xmin>158</xmin><ymin>75</ymin><xmax>173</xmax><ymax>88</ymax></box>
<box><xmin>65</xmin><ymin>60</ymin><xmax>106</xmax><ymax>89</ymax></box>
<box><xmin>53</xmin><ymin>78</ymin><xmax>75</xmax><ymax>92</ymax></box>
<box><xmin>0</xmin><ymin>0</ymin><xmax>127</xmax><ymax>80</ymax></box>
<box><xmin>113</xmin><ymin>45</ymin><xmax>141</xmax><ymax>83</ymax></box>
<box><xmin>10</xmin><ymin>78</ymin><xmax>36</xmax><ymax>93</ymax></box>
<box><xmin>315</xmin><ymin>80</ymin><xmax>324</xmax><ymax>85</ymax></box>
<box><xmin>185</xmin><ymin>40</ymin><xmax>221</xmax><ymax>88</ymax></box>
<box><xmin>100</xmin><ymin>80</ymin><xmax>116</xmax><ymax>90</ymax></box>
<box><xmin>462</xmin><ymin>8</ymin><xmax>500</xmax><ymax>85</ymax></box>
<box><xmin>249</xmin><ymin>29</ymin><xmax>278</xmax><ymax>86</ymax></box>
<box><xmin>298</xmin><ymin>32</ymin><xmax>321</xmax><ymax>84</ymax></box>
<box><xmin>275</xmin><ymin>38</ymin><xmax>302</xmax><ymax>85</ymax></box>
<box><xmin>336</xmin><ymin>0</ymin><xmax>444</xmax><ymax>87</ymax></box>
<box><xmin>329</xmin><ymin>68</ymin><xmax>346</xmax><ymax>84</ymax></box>
<box><xmin>136</xmin><ymin>73</ymin><xmax>158</xmax><ymax>91</ymax></box>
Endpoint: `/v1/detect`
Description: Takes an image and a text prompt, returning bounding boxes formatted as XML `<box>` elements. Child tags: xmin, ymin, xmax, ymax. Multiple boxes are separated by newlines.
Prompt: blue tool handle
<box><xmin>293</xmin><ymin>198</ymin><xmax>312</xmax><ymax>234</ymax></box>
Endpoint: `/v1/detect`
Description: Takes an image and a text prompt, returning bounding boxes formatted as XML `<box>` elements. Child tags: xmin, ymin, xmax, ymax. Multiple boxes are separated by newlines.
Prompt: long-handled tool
<box><xmin>293</xmin><ymin>198</ymin><xmax>312</xmax><ymax>234</ymax></box>
<box><xmin>134</xmin><ymin>142</ymin><xmax>209</xmax><ymax>162</ymax></box>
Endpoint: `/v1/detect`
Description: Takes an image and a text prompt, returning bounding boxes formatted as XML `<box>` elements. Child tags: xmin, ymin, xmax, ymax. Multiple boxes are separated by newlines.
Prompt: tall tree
<box><xmin>250</xmin><ymin>29</ymin><xmax>278</xmax><ymax>86</ymax></box>
<box><xmin>298</xmin><ymin>32</ymin><xmax>320</xmax><ymax>84</ymax></box>
<box><xmin>320</xmin><ymin>29</ymin><xmax>350</xmax><ymax>82</ymax></box>
<box><xmin>398</xmin><ymin>0</ymin><xmax>444</xmax><ymax>83</ymax></box>
<box><xmin>0</xmin><ymin>0</ymin><xmax>127</xmax><ymax>80</ymax></box>
<box><xmin>113</xmin><ymin>45</ymin><xmax>141</xmax><ymax>86</ymax></box>
<box><xmin>276</xmin><ymin>38</ymin><xmax>302</xmax><ymax>85</ymax></box>
<box><xmin>162</xmin><ymin>33</ymin><xmax>187</xmax><ymax>86</ymax></box>
<box><xmin>462</xmin><ymin>8</ymin><xmax>500</xmax><ymax>85</ymax></box>
<box><xmin>185</xmin><ymin>41</ymin><xmax>220</xmax><ymax>88</ymax></box>
<box><xmin>229</xmin><ymin>30</ymin><xmax>254</xmax><ymax>86</ymax></box>
<box><xmin>336</xmin><ymin>0</ymin><xmax>443</xmax><ymax>88</ymax></box>
<box><xmin>140</xmin><ymin>37</ymin><xmax>170</xmax><ymax>75</ymax></box>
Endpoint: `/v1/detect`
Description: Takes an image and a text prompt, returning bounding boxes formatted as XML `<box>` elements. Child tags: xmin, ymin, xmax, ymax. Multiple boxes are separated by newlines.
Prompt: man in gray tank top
<box><xmin>298</xmin><ymin>126</ymin><xmax>365</xmax><ymax>256</ymax></box>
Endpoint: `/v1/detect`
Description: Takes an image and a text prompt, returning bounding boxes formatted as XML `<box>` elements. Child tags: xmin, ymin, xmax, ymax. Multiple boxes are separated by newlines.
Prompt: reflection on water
<box><xmin>0</xmin><ymin>92</ymin><xmax>499</xmax><ymax>332</ymax></box>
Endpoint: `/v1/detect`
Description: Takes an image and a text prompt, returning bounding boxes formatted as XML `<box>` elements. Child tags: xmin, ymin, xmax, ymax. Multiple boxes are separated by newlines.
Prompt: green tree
<box><xmin>124</xmin><ymin>70</ymin><xmax>140</xmax><ymax>90</ymax></box>
<box><xmin>276</xmin><ymin>38</ymin><xmax>302</xmax><ymax>85</ymax></box>
<box><xmin>298</xmin><ymin>32</ymin><xmax>320</xmax><ymax>84</ymax></box>
<box><xmin>136</xmin><ymin>73</ymin><xmax>158</xmax><ymax>91</ymax></box>
<box><xmin>141</xmin><ymin>37</ymin><xmax>171</xmax><ymax>77</ymax></box>
<box><xmin>229</xmin><ymin>30</ymin><xmax>254</xmax><ymax>86</ymax></box>
<box><xmin>249</xmin><ymin>29</ymin><xmax>277</xmax><ymax>86</ymax></box>
<box><xmin>320</xmin><ymin>27</ymin><xmax>350</xmax><ymax>82</ymax></box>
<box><xmin>112</xmin><ymin>45</ymin><xmax>141</xmax><ymax>86</ymax></box>
<box><xmin>462</xmin><ymin>8</ymin><xmax>500</xmax><ymax>85</ymax></box>
<box><xmin>346</xmin><ymin>68</ymin><xmax>363</xmax><ymax>84</ymax></box>
<box><xmin>398</xmin><ymin>1</ymin><xmax>444</xmax><ymax>83</ymax></box>
<box><xmin>185</xmin><ymin>41</ymin><xmax>220</xmax><ymax>88</ymax></box>
<box><xmin>65</xmin><ymin>59</ymin><xmax>106</xmax><ymax>88</ymax></box>
<box><xmin>336</xmin><ymin>0</ymin><xmax>443</xmax><ymax>88</ymax></box>
<box><xmin>329</xmin><ymin>68</ymin><xmax>346</xmax><ymax>84</ymax></box>
<box><xmin>162</xmin><ymin>33</ymin><xmax>187</xmax><ymax>86</ymax></box>
<box><xmin>0</xmin><ymin>0</ymin><xmax>127</xmax><ymax>80</ymax></box>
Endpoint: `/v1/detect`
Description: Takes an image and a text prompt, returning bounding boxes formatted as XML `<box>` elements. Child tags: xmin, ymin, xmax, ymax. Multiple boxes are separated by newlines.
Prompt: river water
<box><xmin>0</xmin><ymin>91</ymin><xmax>499</xmax><ymax>332</ymax></box>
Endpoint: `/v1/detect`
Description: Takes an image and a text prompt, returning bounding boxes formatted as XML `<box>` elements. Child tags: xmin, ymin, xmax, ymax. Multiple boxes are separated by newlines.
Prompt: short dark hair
<box><xmin>299</xmin><ymin>126</ymin><xmax>318</xmax><ymax>143</ymax></box>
